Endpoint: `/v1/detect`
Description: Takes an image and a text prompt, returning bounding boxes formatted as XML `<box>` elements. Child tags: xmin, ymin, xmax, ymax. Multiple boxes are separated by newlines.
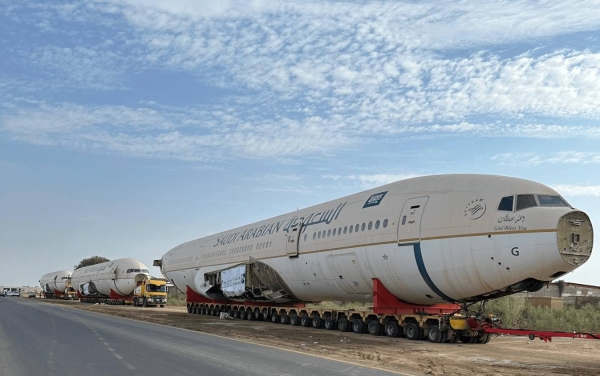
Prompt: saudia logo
<box><xmin>363</xmin><ymin>191</ymin><xmax>388</xmax><ymax>208</ymax></box>
<box><xmin>464</xmin><ymin>198</ymin><xmax>486</xmax><ymax>220</ymax></box>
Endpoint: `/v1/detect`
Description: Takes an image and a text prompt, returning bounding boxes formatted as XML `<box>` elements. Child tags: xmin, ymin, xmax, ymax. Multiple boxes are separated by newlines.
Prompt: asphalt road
<box><xmin>0</xmin><ymin>298</ymin><xmax>402</xmax><ymax>376</ymax></box>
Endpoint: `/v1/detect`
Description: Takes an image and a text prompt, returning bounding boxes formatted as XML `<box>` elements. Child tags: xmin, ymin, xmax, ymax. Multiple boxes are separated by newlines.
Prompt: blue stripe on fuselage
<box><xmin>413</xmin><ymin>242</ymin><xmax>455</xmax><ymax>302</ymax></box>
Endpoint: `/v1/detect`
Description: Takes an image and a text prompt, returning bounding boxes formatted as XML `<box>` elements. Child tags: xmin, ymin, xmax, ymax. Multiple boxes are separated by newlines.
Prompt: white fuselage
<box><xmin>70</xmin><ymin>258</ymin><xmax>150</xmax><ymax>297</ymax></box>
<box><xmin>39</xmin><ymin>270</ymin><xmax>73</xmax><ymax>294</ymax></box>
<box><xmin>160</xmin><ymin>174</ymin><xmax>593</xmax><ymax>305</ymax></box>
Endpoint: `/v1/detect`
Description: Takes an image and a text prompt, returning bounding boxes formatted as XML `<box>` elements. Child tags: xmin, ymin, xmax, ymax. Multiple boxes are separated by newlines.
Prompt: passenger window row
<box><xmin>229</xmin><ymin>245</ymin><xmax>253</xmax><ymax>255</ymax></box>
<box><xmin>256</xmin><ymin>241</ymin><xmax>272</xmax><ymax>250</ymax></box>
<box><xmin>309</xmin><ymin>219</ymin><xmax>389</xmax><ymax>241</ymax></box>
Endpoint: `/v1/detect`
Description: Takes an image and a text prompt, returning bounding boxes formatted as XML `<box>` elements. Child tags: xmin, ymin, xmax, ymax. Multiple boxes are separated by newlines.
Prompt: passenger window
<box><xmin>368</xmin><ymin>221</ymin><xmax>372</xmax><ymax>230</ymax></box>
<box><xmin>375</xmin><ymin>220</ymin><xmax>380</xmax><ymax>229</ymax></box>
<box><xmin>332</xmin><ymin>228</ymin><xmax>337</xmax><ymax>236</ymax></box>
<box><xmin>327</xmin><ymin>229</ymin><xmax>331</xmax><ymax>237</ymax></box>
<box><xmin>516</xmin><ymin>194</ymin><xmax>537</xmax><ymax>211</ymax></box>
<box><xmin>538</xmin><ymin>195</ymin><xmax>569</xmax><ymax>207</ymax></box>
<box><xmin>498</xmin><ymin>196</ymin><xmax>514</xmax><ymax>211</ymax></box>
<box><xmin>349</xmin><ymin>226</ymin><xmax>353</xmax><ymax>233</ymax></box>
<box><xmin>383</xmin><ymin>219</ymin><xmax>388</xmax><ymax>228</ymax></box>
<box><xmin>355</xmin><ymin>224</ymin><xmax>359</xmax><ymax>232</ymax></box>
<box><xmin>343</xmin><ymin>226</ymin><xmax>347</xmax><ymax>234</ymax></box>
<box><xmin>313</xmin><ymin>233</ymin><xmax>316</xmax><ymax>240</ymax></box>
<box><xmin>338</xmin><ymin>227</ymin><xmax>342</xmax><ymax>235</ymax></box>
<box><xmin>318</xmin><ymin>231</ymin><xmax>321</xmax><ymax>239</ymax></box>
<box><xmin>361</xmin><ymin>223</ymin><xmax>366</xmax><ymax>231</ymax></box>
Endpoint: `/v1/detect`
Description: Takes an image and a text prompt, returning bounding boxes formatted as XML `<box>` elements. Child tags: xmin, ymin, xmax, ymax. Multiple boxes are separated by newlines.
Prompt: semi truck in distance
<box><xmin>132</xmin><ymin>275</ymin><xmax>168</xmax><ymax>307</ymax></box>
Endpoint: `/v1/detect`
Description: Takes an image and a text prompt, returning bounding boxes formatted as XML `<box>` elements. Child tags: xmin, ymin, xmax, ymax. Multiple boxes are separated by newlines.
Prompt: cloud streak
<box><xmin>2</xmin><ymin>1</ymin><xmax>600</xmax><ymax>161</ymax></box>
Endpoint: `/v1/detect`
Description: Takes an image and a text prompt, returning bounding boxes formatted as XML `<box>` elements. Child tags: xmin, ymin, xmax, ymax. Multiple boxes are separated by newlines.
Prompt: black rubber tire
<box><xmin>232</xmin><ymin>308</ymin><xmax>239</xmax><ymax>318</ymax></box>
<box><xmin>368</xmin><ymin>320</ymin><xmax>381</xmax><ymax>336</ymax></box>
<box><xmin>280</xmin><ymin>312</ymin><xmax>289</xmax><ymax>324</ymax></box>
<box><xmin>460</xmin><ymin>335</ymin><xmax>476</xmax><ymax>344</ymax></box>
<box><xmin>271</xmin><ymin>312</ymin><xmax>279</xmax><ymax>323</ymax></box>
<box><xmin>477</xmin><ymin>333</ymin><xmax>491</xmax><ymax>344</ymax></box>
<box><xmin>385</xmin><ymin>321</ymin><xmax>399</xmax><ymax>337</ymax></box>
<box><xmin>352</xmin><ymin>319</ymin><xmax>365</xmax><ymax>334</ymax></box>
<box><xmin>301</xmin><ymin>314</ymin><xmax>311</xmax><ymax>327</ymax></box>
<box><xmin>246</xmin><ymin>309</ymin><xmax>254</xmax><ymax>320</ymax></box>
<box><xmin>337</xmin><ymin>317</ymin><xmax>349</xmax><ymax>332</ymax></box>
<box><xmin>405</xmin><ymin>322</ymin><xmax>421</xmax><ymax>340</ymax></box>
<box><xmin>262</xmin><ymin>309</ymin><xmax>269</xmax><ymax>321</ymax></box>
<box><xmin>239</xmin><ymin>308</ymin><xmax>247</xmax><ymax>320</ymax></box>
<box><xmin>427</xmin><ymin>326</ymin><xmax>444</xmax><ymax>343</ymax></box>
<box><xmin>160</xmin><ymin>305</ymin><xmax>164</xmax><ymax>308</ymax></box>
<box><xmin>312</xmin><ymin>316</ymin><xmax>323</xmax><ymax>329</ymax></box>
<box><xmin>324</xmin><ymin>317</ymin><xmax>335</xmax><ymax>330</ymax></box>
<box><xmin>254</xmin><ymin>308</ymin><xmax>261</xmax><ymax>321</ymax></box>
<box><xmin>290</xmin><ymin>313</ymin><xmax>299</xmax><ymax>326</ymax></box>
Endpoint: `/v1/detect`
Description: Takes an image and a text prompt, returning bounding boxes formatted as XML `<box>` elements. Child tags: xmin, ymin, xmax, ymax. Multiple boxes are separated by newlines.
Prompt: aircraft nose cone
<box><xmin>557</xmin><ymin>211</ymin><xmax>594</xmax><ymax>266</ymax></box>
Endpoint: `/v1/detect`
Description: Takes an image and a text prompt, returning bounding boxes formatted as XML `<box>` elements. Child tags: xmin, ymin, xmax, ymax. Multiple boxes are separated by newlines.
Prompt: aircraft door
<box><xmin>397</xmin><ymin>196</ymin><xmax>429</xmax><ymax>245</ymax></box>
<box><xmin>286</xmin><ymin>224</ymin><xmax>302</xmax><ymax>258</ymax></box>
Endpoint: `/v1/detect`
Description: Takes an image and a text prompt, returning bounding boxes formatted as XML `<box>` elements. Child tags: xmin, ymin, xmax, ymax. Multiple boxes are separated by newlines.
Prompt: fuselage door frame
<box><xmin>397</xmin><ymin>196</ymin><xmax>429</xmax><ymax>245</ymax></box>
<box><xmin>286</xmin><ymin>223</ymin><xmax>303</xmax><ymax>258</ymax></box>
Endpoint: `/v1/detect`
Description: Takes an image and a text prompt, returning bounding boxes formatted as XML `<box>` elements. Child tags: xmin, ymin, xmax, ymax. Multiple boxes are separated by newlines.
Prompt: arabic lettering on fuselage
<box><xmin>213</xmin><ymin>202</ymin><xmax>347</xmax><ymax>247</ymax></box>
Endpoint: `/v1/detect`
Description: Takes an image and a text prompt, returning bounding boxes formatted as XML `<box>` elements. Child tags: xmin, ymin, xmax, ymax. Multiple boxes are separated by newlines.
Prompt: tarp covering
<box><xmin>221</xmin><ymin>265</ymin><xmax>246</xmax><ymax>297</ymax></box>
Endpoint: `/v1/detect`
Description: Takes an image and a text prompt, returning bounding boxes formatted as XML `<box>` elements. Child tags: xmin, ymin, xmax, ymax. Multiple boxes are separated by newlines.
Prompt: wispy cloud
<box><xmin>323</xmin><ymin>173</ymin><xmax>421</xmax><ymax>189</ymax></box>
<box><xmin>2</xmin><ymin>1</ymin><xmax>600</xmax><ymax>161</ymax></box>
<box><xmin>492</xmin><ymin>152</ymin><xmax>600</xmax><ymax>166</ymax></box>
<box><xmin>552</xmin><ymin>184</ymin><xmax>600</xmax><ymax>197</ymax></box>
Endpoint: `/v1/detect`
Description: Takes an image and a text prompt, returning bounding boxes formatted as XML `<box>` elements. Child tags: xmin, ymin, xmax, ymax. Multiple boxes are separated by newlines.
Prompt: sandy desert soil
<box><xmin>35</xmin><ymin>299</ymin><xmax>600</xmax><ymax>376</ymax></box>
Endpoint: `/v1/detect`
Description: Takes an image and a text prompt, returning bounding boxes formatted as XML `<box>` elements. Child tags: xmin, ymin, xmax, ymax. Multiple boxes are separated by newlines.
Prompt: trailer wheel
<box><xmin>261</xmin><ymin>309</ymin><xmax>269</xmax><ymax>321</ymax></box>
<box><xmin>405</xmin><ymin>322</ymin><xmax>421</xmax><ymax>340</ymax></box>
<box><xmin>427</xmin><ymin>325</ymin><xmax>446</xmax><ymax>343</ymax></box>
<box><xmin>312</xmin><ymin>316</ymin><xmax>323</xmax><ymax>329</ymax></box>
<box><xmin>290</xmin><ymin>312</ymin><xmax>299</xmax><ymax>326</ymax></box>
<box><xmin>460</xmin><ymin>335</ymin><xmax>476</xmax><ymax>344</ymax></box>
<box><xmin>324</xmin><ymin>317</ymin><xmax>335</xmax><ymax>330</ymax></box>
<box><xmin>239</xmin><ymin>308</ymin><xmax>247</xmax><ymax>320</ymax></box>
<box><xmin>477</xmin><ymin>333</ymin><xmax>491</xmax><ymax>344</ymax></box>
<box><xmin>337</xmin><ymin>317</ymin><xmax>349</xmax><ymax>332</ymax></box>
<box><xmin>300</xmin><ymin>314</ymin><xmax>311</xmax><ymax>327</ymax></box>
<box><xmin>270</xmin><ymin>312</ymin><xmax>279</xmax><ymax>323</ymax></box>
<box><xmin>352</xmin><ymin>319</ymin><xmax>365</xmax><ymax>334</ymax></box>
<box><xmin>384</xmin><ymin>321</ymin><xmax>399</xmax><ymax>337</ymax></box>
<box><xmin>280</xmin><ymin>312</ymin><xmax>289</xmax><ymax>324</ymax></box>
<box><xmin>254</xmin><ymin>308</ymin><xmax>261</xmax><ymax>321</ymax></box>
<box><xmin>368</xmin><ymin>320</ymin><xmax>381</xmax><ymax>336</ymax></box>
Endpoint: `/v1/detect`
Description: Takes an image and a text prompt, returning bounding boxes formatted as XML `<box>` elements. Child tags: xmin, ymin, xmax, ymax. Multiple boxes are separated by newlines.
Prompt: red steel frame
<box><xmin>372</xmin><ymin>278</ymin><xmax>460</xmax><ymax>315</ymax></box>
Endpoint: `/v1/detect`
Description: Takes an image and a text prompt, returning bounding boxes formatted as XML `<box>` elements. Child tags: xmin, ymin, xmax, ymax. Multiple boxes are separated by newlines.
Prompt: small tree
<box><xmin>74</xmin><ymin>256</ymin><xmax>110</xmax><ymax>270</ymax></box>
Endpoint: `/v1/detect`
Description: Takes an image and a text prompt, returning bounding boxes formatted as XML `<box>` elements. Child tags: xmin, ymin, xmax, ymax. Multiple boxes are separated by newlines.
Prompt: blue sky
<box><xmin>1</xmin><ymin>0</ymin><xmax>599</xmax><ymax>288</ymax></box>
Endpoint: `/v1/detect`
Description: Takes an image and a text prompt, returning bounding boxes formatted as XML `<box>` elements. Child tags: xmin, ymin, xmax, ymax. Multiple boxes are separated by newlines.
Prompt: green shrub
<box><xmin>485</xmin><ymin>296</ymin><xmax>600</xmax><ymax>333</ymax></box>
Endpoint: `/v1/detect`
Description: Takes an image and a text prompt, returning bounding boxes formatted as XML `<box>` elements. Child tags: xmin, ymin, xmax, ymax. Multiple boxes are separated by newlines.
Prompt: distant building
<box><xmin>517</xmin><ymin>281</ymin><xmax>600</xmax><ymax>307</ymax></box>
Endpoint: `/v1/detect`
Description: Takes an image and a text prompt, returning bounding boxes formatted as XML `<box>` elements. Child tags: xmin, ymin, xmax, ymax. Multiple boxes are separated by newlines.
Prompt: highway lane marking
<box><xmin>44</xmin><ymin>301</ymin><xmax>413</xmax><ymax>376</ymax></box>
<box><xmin>55</xmin><ymin>305</ymin><xmax>137</xmax><ymax>373</ymax></box>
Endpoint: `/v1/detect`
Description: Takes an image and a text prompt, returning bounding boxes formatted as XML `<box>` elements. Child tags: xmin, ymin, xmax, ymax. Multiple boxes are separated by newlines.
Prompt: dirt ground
<box><xmin>34</xmin><ymin>299</ymin><xmax>599</xmax><ymax>376</ymax></box>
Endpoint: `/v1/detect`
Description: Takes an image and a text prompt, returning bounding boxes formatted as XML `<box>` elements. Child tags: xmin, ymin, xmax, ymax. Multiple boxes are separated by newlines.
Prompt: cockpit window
<box><xmin>537</xmin><ymin>195</ymin><xmax>569</xmax><ymax>207</ymax></box>
<box><xmin>516</xmin><ymin>194</ymin><xmax>537</xmax><ymax>211</ymax></box>
<box><xmin>142</xmin><ymin>269</ymin><xmax>149</xmax><ymax>273</ymax></box>
<box><xmin>498</xmin><ymin>196</ymin><xmax>514</xmax><ymax>211</ymax></box>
